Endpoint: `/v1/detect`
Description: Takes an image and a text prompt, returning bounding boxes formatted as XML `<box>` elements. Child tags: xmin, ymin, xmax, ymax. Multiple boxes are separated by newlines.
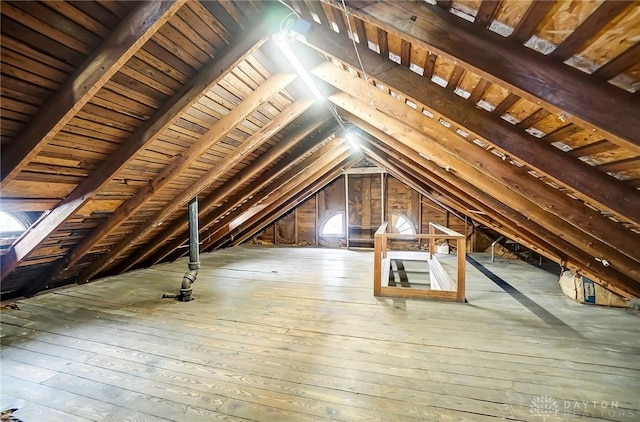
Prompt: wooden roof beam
<box><xmin>229</xmin><ymin>151</ymin><xmax>358</xmax><ymax>248</ymax></box>
<box><xmin>114</xmin><ymin>110</ymin><xmax>331</xmax><ymax>273</ymax></box>
<box><xmin>593</xmin><ymin>42</ymin><xmax>640</xmax><ymax>81</ymax></box>
<box><xmin>329</xmin><ymin>91</ymin><xmax>640</xmax><ymax>288</ymax></box>
<box><xmin>0</xmin><ymin>0</ymin><xmax>186</xmax><ymax>185</ymax></box>
<box><xmin>349</xmin><ymin>116</ymin><xmax>640</xmax><ymax>298</ymax></box>
<box><xmin>0</xmin><ymin>27</ymin><xmax>270</xmax><ymax>281</ymax></box>
<box><xmin>362</xmin><ymin>144</ymin><xmax>568</xmax><ymax>263</ymax></box>
<box><xmin>71</xmin><ymin>74</ymin><xmax>298</xmax><ymax>283</ymax></box>
<box><xmin>204</xmin><ymin>142</ymin><xmax>353</xmax><ymax>251</ymax></box>
<box><xmin>313</xmin><ymin>63</ymin><xmax>640</xmax><ymax>251</ymax></box>
<box><xmin>510</xmin><ymin>1</ymin><xmax>556</xmax><ymax>44</ymax></box>
<box><xmin>321</xmin><ymin>0</ymin><xmax>640</xmax><ymax>154</ymax></box>
<box><xmin>474</xmin><ymin>0</ymin><xmax>501</xmax><ymax>28</ymax></box>
<box><xmin>302</xmin><ymin>26</ymin><xmax>640</xmax><ymax>226</ymax></box>
<box><xmin>200</xmin><ymin>138</ymin><xmax>350</xmax><ymax>253</ymax></box>
<box><xmin>354</xmin><ymin>121</ymin><xmax>570</xmax><ymax>261</ymax></box>
<box><xmin>148</xmin><ymin>123</ymin><xmax>341</xmax><ymax>266</ymax></box>
<box><xmin>390</xmin><ymin>154</ymin><xmax>640</xmax><ymax>299</ymax></box>
<box><xmin>550</xmin><ymin>1</ymin><xmax>632</xmax><ymax>62</ymax></box>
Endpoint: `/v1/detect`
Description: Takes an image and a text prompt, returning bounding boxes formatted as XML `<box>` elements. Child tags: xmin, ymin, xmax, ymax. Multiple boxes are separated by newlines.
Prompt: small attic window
<box><xmin>321</xmin><ymin>213</ymin><xmax>344</xmax><ymax>236</ymax></box>
<box><xmin>391</xmin><ymin>213</ymin><xmax>415</xmax><ymax>235</ymax></box>
<box><xmin>0</xmin><ymin>211</ymin><xmax>26</xmax><ymax>234</ymax></box>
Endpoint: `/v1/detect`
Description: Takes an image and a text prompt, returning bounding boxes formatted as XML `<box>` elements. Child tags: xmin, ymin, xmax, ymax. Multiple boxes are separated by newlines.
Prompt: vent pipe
<box><xmin>163</xmin><ymin>196</ymin><xmax>200</xmax><ymax>301</ymax></box>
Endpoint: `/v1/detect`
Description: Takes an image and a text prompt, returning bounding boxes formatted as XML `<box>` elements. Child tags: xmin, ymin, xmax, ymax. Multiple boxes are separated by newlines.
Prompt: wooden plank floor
<box><xmin>1</xmin><ymin>246</ymin><xmax>639</xmax><ymax>421</ymax></box>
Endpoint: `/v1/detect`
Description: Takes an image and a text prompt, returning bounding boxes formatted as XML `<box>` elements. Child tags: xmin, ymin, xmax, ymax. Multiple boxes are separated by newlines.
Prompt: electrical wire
<box><xmin>340</xmin><ymin>0</ymin><xmax>376</xmax><ymax>108</ymax></box>
<box><xmin>277</xmin><ymin>0</ymin><xmax>300</xmax><ymax>19</ymax></box>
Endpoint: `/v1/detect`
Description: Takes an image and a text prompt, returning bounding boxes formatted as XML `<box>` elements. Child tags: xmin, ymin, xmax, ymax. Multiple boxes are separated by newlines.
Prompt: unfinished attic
<box><xmin>1</xmin><ymin>0</ymin><xmax>639</xmax><ymax>420</ymax></box>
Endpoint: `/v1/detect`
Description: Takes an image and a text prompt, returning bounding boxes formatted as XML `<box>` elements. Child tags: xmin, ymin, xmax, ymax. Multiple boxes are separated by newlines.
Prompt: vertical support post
<box><xmin>418</xmin><ymin>193</ymin><xmax>423</xmax><ymax>248</ymax></box>
<box><xmin>381</xmin><ymin>172</ymin><xmax>385</xmax><ymax>225</ymax></box>
<box><xmin>294</xmin><ymin>208</ymin><xmax>299</xmax><ymax>245</ymax></box>
<box><xmin>374</xmin><ymin>231</ymin><xmax>382</xmax><ymax>296</ymax></box>
<box><xmin>457</xmin><ymin>236</ymin><xmax>466</xmax><ymax>303</ymax></box>
<box><xmin>429</xmin><ymin>223</ymin><xmax>435</xmax><ymax>260</ymax></box>
<box><xmin>315</xmin><ymin>193</ymin><xmax>319</xmax><ymax>246</ymax></box>
<box><xmin>345</xmin><ymin>174</ymin><xmax>350</xmax><ymax>248</ymax></box>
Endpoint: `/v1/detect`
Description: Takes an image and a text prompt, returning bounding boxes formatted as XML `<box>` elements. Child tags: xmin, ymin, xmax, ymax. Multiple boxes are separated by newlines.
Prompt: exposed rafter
<box><xmin>347</xmin><ymin>115</ymin><xmax>640</xmax><ymax>298</ymax></box>
<box><xmin>73</xmin><ymin>73</ymin><xmax>298</xmax><ymax>282</ymax></box>
<box><xmin>324</xmin><ymin>0</ymin><xmax>640</xmax><ymax>154</ymax></box>
<box><xmin>301</xmin><ymin>26</ymin><xmax>640</xmax><ymax>226</ymax></box>
<box><xmin>114</xmin><ymin>110</ymin><xmax>331</xmax><ymax>273</ymax></box>
<box><xmin>0</xmin><ymin>0</ymin><xmax>187</xmax><ymax>185</ymax></box>
<box><xmin>0</xmin><ymin>26</ymin><xmax>269</xmax><ymax>281</ymax></box>
<box><xmin>228</xmin><ymin>149</ymin><xmax>358</xmax><ymax>248</ymax></box>
<box><xmin>203</xmin><ymin>140</ymin><xmax>353</xmax><ymax>251</ymax></box>
<box><xmin>328</xmin><ymin>90</ymin><xmax>640</xmax><ymax>290</ymax></box>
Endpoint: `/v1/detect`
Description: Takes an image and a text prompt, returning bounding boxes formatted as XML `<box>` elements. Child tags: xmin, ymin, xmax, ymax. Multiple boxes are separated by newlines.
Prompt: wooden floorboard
<box><xmin>1</xmin><ymin>246</ymin><xmax>639</xmax><ymax>421</ymax></box>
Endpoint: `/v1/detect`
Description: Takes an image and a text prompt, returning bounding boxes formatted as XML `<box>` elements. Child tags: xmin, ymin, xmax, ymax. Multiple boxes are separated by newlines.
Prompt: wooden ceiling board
<box><xmin>43</xmin><ymin>1</ymin><xmax>110</xmax><ymax>37</ymax></box>
<box><xmin>610</xmin><ymin>61</ymin><xmax>640</xmax><ymax>92</ymax></box>
<box><xmin>431</xmin><ymin>55</ymin><xmax>457</xmax><ymax>85</ymax></box>
<box><xmin>456</xmin><ymin>69</ymin><xmax>481</xmax><ymax>96</ymax></box>
<box><xmin>92</xmin><ymin>88</ymin><xmax>158</xmax><ymax>120</ymax></box>
<box><xmin>561</xmin><ymin>128</ymin><xmax>606</xmax><ymax>149</ymax></box>
<box><xmin>501</xmin><ymin>97</ymin><xmax>538</xmax><ymax>122</ymax></box>
<box><xmin>477</xmin><ymin>81</ymin><xmax>509</xmax><ymax>109</ymax></box>
<box><xmin>536</xmin><ymin>0</ymin><xmax>603</xmax><ymax>47</ymax></box>
<box><xmin>491</xmin><ymin>0</ymin><xmax>534</xmax><ymax>35</ymax></box>
<box><xmin>526</xmin><ymin>113</ymin><xmax>567</xmax><ymax>137</ymax></box>
<box><xmin>2</xmin><ymin>2</ymin><xmax>94</xmax><ymax>55</ymax></box>
<box><xmin>573</xmin><ymin>3</ymin><xmax>640</xmax><ymax>72</ymax></box>
<box><xmin>452</xmin><ymin>0</ymin><xmax>482</xmax><ymax>18</ymax></box>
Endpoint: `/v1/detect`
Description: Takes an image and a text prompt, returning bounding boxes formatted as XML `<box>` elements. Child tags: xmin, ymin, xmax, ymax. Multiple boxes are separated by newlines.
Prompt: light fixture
<box><xmin>274</xmin><ymin>32</ymin><xmax>324</xmax><ymax>101</ymax></box>
<box><xmin>345</xmin><ymin>130</ymin><xmax>359</xmax><ymax>150</ymax></box>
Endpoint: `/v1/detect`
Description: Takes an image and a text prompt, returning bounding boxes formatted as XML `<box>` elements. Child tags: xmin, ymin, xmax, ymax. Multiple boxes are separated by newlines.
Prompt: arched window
<box><xmin>390</xmin><ymin>213</ymin><xmax>415</xmax><ymax>235</ymax></box>
<box><xmin>0</xmin><ymin>211</ymin><xmax>26</xmax><ymax>234</ymax></box>
<box><xmin>321</xmin><ymin>212</ymin><xmax>344</xmax><ymax>236</ymax></box>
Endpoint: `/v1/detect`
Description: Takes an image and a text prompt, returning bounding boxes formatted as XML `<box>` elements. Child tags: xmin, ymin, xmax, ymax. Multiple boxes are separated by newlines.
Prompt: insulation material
<box><xmin>297</xmin><ymin>196</ymin><xmax>317</xmax><ymax>245</ymax></box>
<box><xmin>275</xmin><ymin>212</ymin><xmax>295</xmax><ymax>244</ymax></box>
<box><xmin>483</xmin><ymin>243</ymin><xmax>518</xmax><ymax>259</ymax></box>
<box><xmin>559</xmin><ymin>271</ymin><xmax>628</xmax><ymax>307</ymax></box>
<box><xmin>254</xmin><ymin>223</ymin><xmax>274</xmax><ymax>244</ymax></box>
